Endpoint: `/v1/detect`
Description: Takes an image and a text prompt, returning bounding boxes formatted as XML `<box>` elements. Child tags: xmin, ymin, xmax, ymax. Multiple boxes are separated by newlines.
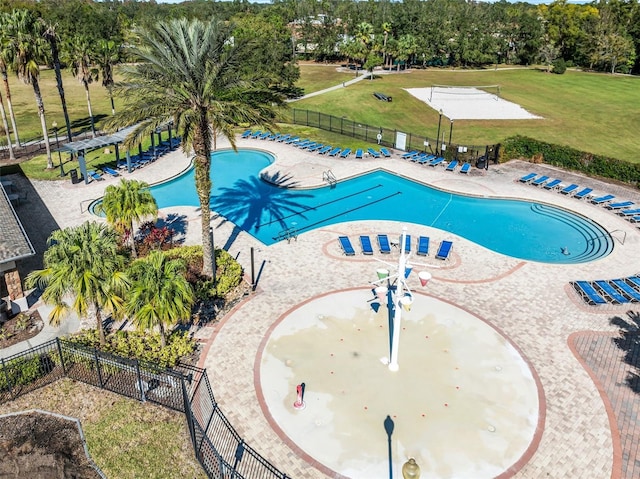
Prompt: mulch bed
<box><xmin>0</xmin><ymin>310</ymin><xmax>44</xmax><ymax>349</ymax></box>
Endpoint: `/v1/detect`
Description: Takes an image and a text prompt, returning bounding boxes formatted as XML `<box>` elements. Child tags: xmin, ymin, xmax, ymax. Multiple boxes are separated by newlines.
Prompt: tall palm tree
<box><xmin>4</xmin><ymin>9</ymin><xmax>53</xmax><ymax>168</ymax></box>
<box><xmin>109</xmin><ymin>18</ymin><xmax>284</xmax><ymax>277</ymax></box>
<box><xmin>95</xmin><ymin>178</ymin><xmax>158</xmax><ymax>258</ymax></box>
<box><xmin>381</xmin><ymin>22</ymin><xmax>392</xmax><ymax>69</ymax></box>
<box><xmin>127</xmin><ymin>251</ymin><xmax>194</xmax><ymax>347</ymax></box>
<box><xmin>0</xmin><ymin>14</ymin><xmax>20</xmax><ymax>147</ymax></box>
<box><xmin>94</xmin><ymin>39</ymin><xmax>120</xmax><ymax>116</ymax></box>
<box><xmin>0</xmin><ymin>92</ymin><xmax>15</xmax><ymax>160</ymax></box>
<box><xmin>41</xmin><ymin>20</ymin><xmax>72</xmax><ymax>142</ymax></box>
<box><xmin>25</xmin><ymin>222</ymin><xmax>130</xmax><ymax>346</ymax></box>
<box><xmin>64</xmin><ymin>35</ymin><xmax>98</xmax><ymax>137</ymax></box>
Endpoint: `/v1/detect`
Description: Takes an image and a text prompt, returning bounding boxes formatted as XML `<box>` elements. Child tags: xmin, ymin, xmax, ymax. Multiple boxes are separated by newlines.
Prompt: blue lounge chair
<box><xmin>445</xmin><ymin>160</ymin><xmax>459</xmax><ymax>172</ymax></box>
<box><xmin>241</xmin><ymin>129</ymin><xmax>252</xmax><ymax>138</ymax></box>
<box><xmin>298</xmin><ymin>141</ymin><xmax>315</xmax><ymax>150</ymax></box>
<box><xmin>293</xmin><ymin>139</ymin><xmax>310</xmax><ymax>147</ymax></box>
<box><xmin>318</xmin><ymin>145</ymin><xmax>333</xmax><ymax>154</ymax></box>
<box><xmin>340</xmin><ymin>148</ymin><xmax>352</xmax><ymax>158</ymax></box>
<box><xmin>88</xmin><ymin>170</ymin><xmax>104</xmax><ymax>182</ymax></box>
<box><xmin>102</xmin><ymin>166</ymin><xmax>120</xmax><ymax>177</ymax></box>
<box><xmin>518</xmin><ymin>172</ymin><xmax>537</xmax><ymax>183</ymax></box>
<box><xmin>380</xmin><ymin>148</ymin><xmax>392</xmax><ymax>157</ymax></box>
<box><xmin>250</xmin><ymin>130</ymin><xmax>262</xmax><ymax>138</ymax></box>
<box><xmin>629</xmin><ymin>216</ymin><xmax>640</xmax><ymax>223</ymax></box>
<box><xmin>606</xmin><ymin>201</ymin><xmax>634</xmax><ymax>210</ymax></box>
<box><xmin>435</xmin><ymin>240</ymin><xmax>453</xmax><ymax>260</ymax></box>
<box><xmin>572</xmin><ymin>281</ymin><xmax>607</xmax><ymax>305</ymax></box>
<box><xmin>429</xmin><ymin>157</ymin><xmax>445</xmax><ymax>167</ymax></box>
<box><xmin>308</xmin><ymin>143</ymin><xmax>324</xmax><ymax>152</ymax></box>
<box><xmin>359</xmin><ymin>235</ymin><xmax>374</xmax><ymax>255</ymax></box>
<box><xmin>284</xmin><ymin>136</ymin><xmax>300</xmax><ymax>144</ymax></box>
<box><xmin>460</xmin><ymin>163</ymin><xmax>471</xmax><ymax>174</ymax></box>
<box><xmin>417</xmin><ymin>236</ymin><xmax>429</xmax><ymax>256</ymax></box>
<box><xmin>573</xmin><ymin>187</ymin><xmax>593</xmax><ymax>200</ymax></box>
<box><xmin>531</xmin><ymin>175</ymin><xmax>549</xmax><ymax>186</ymax></box>
<box><xmin>355</xmin><ymin>149</ymin><xmax>364</xmax><ymax>159</ymax></box>
<box><xmin>277</xmin><ymin>134</ymin><xmax>291</xmax><ymax>142</ymax></box>
<box><xmin>401</xmin><ymin>150</ymin><xmax>418</xmax><ymax>159</ymax></box>
<box><xmin>269</xmin><ymin>133</ymin><xmax>282</xmax><ymax>141</ymax></box>
<box><xmin>338</xmin><ymin>236</ymin><xmax>355</xmax><ymax>256</ymax></box>
<box><xmin>328</xmin><ymin>147</ymin><xmax>342</xmax><ymax>156</ymax></box>
<box><xmin>367</xmin><ymin>148</ymin><xmax>381</xmax><ymax>158</ymax></box>
<box><xmin>258</xmin><ymin>132</ymin><xmax>271</xmax><ymax>139</ymax></box>
<box><xmin>559</xmin><ymin>183</ymin><xmax>579</xmax><ymax>195</ymax></box>
<box><xmin>594</xmin><ymin>280</ymin><xmax>629</xmax><ymax>304</ymax></box>
<box><xmin>401</xmin><ymin>234</ymin><xmax>411</xmax><ymax>254</ymax></box>
<box><xmin>590</xmin><ymin>194</ymin><xmax>615</xmax><ymax>205</ymax></box>
<box><xmin>618</xmin><ymin>208</ymin><xmax>640</xmax><ymax>216</ymax></box>
<box><xmin>377</xmin><ymin>234</ymin><xmax>391</xmax><ymax>254</ymax></box>
<box><xmin>417</xmin><ymin>155</ymin><xmax>435</xmax><ymax>165</ymax></box>
<box><xmin>543</xmin><ymin>179</ymin><xmax>562</xmax><ymax>190</ymax></box>
<box><xmin>626</xmin><ymin>276</ymin><xmax>640</xmax><ymax>290</ymax></box>
<box><xmin>410</xmin><ymin>153</ymin><xmax>426</xmax><ymax>162</ymax></box>
<box><xmin>611</xmin><ymin>279</ymin><xmax>640</xmax><ymax>301</ymax></box>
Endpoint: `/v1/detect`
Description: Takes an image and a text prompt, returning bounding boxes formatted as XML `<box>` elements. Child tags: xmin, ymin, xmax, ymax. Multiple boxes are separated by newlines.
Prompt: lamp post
<box><xmin>52</xmin><ymin>121</ymin><xmax>64</xmax><ymax>176</ymax></box>
<box><xmin>435</xmin><ymin>109</ymin><xmax>443</xmax><ymax>155</ymax></box>
<box><xmin>448</xmin><ymin>119</ymin><xmax>454</xmax><ymax>149</ymax></box>
<box><xmin>372</xmin><ymin>227</ymin><xmax>431</xmax><ymax>371</ymax></box>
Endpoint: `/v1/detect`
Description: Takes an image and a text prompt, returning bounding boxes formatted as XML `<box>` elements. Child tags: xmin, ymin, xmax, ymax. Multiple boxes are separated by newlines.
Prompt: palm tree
<box><xmin>4</xmin><ymin>9</ymin><xmax>53</xmax><ymax>168</ymax></box>
<box><xmin>25</xmin><ymin>222</ymin><xmax>130</xmax><ymax>346</ymax></box>
<box><xmin>127</xmin><ymin>251</ymin><xmax>194</xmax><ymax>347</ymax></box>
<box><xmin>381</xmin><ymin>22</ymin><xmax>392</xmax><ymax>69</ymax></box>
<box><xmin>95</xmin><ymin>178</ymin><xmax>158</xmax><ymax>258</ymax></box>
<box><xmin>41</xmin><ymin>20</ymin><xmax>72</xmax><ymax>142</ymax></box>
<box><xmin>94</xmin><ymin>39</ymin><xmax>120</xmax><ymax>116</ymax></box>
<box><xmin>64</xmin><ymin>35</ymin><xmax>98</xmax><ymax>137</ymax></box>
<box><xmin>0</xmin><ymin>14</ymin><xmax>20</xmax><ymax>147</ymax></box>
<box><xmin>109</xmin><ymin>18</ymin><xmax>284</xmax><ymax>277</ymax></box>
<box><xmin>0</xmin><ymin>92</ymin><xmax>15</xmax><ymax>160</ymax></box>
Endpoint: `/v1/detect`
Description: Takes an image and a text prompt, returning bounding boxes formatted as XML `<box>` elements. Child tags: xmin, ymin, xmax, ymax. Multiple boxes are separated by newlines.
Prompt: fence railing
<box><xmin>0</xmin><ymin>338</ymin><xmax>290</xmax><ymax>479</ymax></box>
<box><xmin>282</xmin><ymin>108</ymin><xmax>500</xmax><ymax>165</ymax></box>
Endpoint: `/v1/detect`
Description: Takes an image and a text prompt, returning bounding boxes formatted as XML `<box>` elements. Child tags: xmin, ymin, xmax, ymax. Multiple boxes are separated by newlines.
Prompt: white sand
<box><xmin>405</xmin><ymin>87</ymin><xmax>543</xmax><ymax>120</ymax></box>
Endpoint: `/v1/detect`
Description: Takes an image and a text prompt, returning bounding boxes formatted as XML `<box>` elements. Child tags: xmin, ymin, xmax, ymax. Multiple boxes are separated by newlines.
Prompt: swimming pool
<box><xmin>118</xmin><ymin>149</ymin><xmax>614</xmax><ymax>264</ymax></box>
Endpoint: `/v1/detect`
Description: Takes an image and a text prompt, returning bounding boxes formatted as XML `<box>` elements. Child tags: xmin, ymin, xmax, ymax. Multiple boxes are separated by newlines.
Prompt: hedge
<box><xmin>500</xmin><ymin>136</ymin><xmax>640</xmax><ymax>189</ymax></box>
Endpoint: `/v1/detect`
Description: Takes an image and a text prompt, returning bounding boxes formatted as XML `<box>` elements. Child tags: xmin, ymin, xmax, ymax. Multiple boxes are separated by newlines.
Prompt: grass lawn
<box><xmin>294</xmin><ymin>65</ymin><xmax>640</xmax><ymax>162</ymax></box>
<box><xmin>295</xmin><ymin>62</ymin><xmax>357</xmax><ymax>93</ymax></box>
<box><xmin>0</xmin><ymin>379</ymin><xmax>207</xmax><ymax>479</ymax></box>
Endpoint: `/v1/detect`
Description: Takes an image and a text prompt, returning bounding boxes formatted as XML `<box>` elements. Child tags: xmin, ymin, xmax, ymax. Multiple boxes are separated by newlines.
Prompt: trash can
<box><xmin>476</xmin><ymin>157</ymin><xmax>487</xmax><ymax>169</ymax></box>
<box><xmin>70</xmin><ymin>169</ymin><xmax>80</xmax><ymax>184</ymax></box>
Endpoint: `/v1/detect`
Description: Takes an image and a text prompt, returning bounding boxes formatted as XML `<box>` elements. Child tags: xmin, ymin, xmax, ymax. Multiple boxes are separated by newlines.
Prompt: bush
<box><xmin>552</xmin><ymin>58</ymin><xmax>567</xmax><ymax>74</ymax></box>
<box><xmin>0</xmin><ymin>355</ymin><xmax>50</xmax><ymax>391</ymax></box>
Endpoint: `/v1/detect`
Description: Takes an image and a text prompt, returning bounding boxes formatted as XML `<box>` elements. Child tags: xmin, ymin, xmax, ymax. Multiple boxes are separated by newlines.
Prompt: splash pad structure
<box><xmin>257</xmin><ymin>290</ymin><xmax>543</xmax><ymax>478</ymax></box>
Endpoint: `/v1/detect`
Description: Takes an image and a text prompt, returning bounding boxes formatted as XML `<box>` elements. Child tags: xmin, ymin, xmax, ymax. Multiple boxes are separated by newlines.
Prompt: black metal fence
<box><xmin>283</xmin><ymin>108</ymin><xmax>500</xmax><ymax>166</ymax></box>
<box><xmin>0</xmin><ymin>339</ymin><xmax>290</xmax><ymax>479</ymax></box>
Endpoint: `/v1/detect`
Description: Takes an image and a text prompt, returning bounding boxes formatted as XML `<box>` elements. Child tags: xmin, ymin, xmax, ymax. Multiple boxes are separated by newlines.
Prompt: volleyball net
<box><xmin>429</xmin><ymin>85</ymin><xmax>501</xmax><ymax>102</ymax></box>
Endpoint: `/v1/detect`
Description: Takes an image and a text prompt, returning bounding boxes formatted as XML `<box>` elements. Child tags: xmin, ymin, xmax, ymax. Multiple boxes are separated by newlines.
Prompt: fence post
<box><xmin>181</xmin><ymin>376</ymin><xmax>197</xmax><ymax>451</ymax></box>
<box><xmin>94</xmin><ymin>349</ymin><xmax>104</xmax><ymax>388</ymax></box>
<box><xmin>56</xmin><ymin>338</ymin><xmax>67</xmax><ymax>375</ymax></box>
<box><xmin>136</xmin><ymin>361</ymin><xmax>146</xmax><ymax>402</ymax></box>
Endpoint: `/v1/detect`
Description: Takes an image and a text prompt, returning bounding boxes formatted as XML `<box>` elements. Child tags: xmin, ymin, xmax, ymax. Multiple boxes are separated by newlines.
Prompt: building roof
<box><xmin>57</xmin><ymin>125</ymin><xmax>138</xmax><ymax>154</ymax></box>
<box><xmin>0</xmin><ymin>185</ymin><xmax>35</xmax><ymax>265</ymax></box>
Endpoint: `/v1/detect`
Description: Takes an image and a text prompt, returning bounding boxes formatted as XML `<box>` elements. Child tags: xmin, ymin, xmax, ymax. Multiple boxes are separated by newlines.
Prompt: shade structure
<box><xmin>418</xmin><ymin>271</ymin><xmax>432</xmax><ymax>287</ymax></box>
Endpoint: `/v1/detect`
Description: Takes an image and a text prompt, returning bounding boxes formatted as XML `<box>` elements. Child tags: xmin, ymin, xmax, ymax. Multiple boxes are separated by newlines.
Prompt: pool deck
<box><xmin>6</xmin><ymin>136</ymin><xmax>640</xmax><ymax>478</ymax></box>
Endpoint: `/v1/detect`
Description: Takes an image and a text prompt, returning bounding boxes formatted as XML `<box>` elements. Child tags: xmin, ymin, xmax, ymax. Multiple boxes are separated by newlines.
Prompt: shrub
<box><xmin>552</xmin><ymin>58</ymin><xmax>567</xmax><ymax>74</ymax></box>
<box><xmin>0</xmin><ymin>355</ymin><xmax>49</xmax><ymax>391</ymax></box>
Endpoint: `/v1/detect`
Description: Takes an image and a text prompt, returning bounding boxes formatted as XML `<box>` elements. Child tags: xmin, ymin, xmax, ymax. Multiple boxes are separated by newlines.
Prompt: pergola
<box><xmin>56</xmin><ymin>122</ymin><xmax>176</xmax><ymax>183</ymax></box>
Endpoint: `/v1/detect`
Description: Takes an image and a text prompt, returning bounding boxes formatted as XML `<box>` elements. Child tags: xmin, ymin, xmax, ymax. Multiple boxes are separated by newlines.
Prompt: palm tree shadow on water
<box><xmin>610</xmin><ymin>309</ymin><xmax>640</xmax><ymax>393</ymax></box>
<box><xmin>211</xmin><ymin>172</ymin><xmax>314</xmax><ymax>251</ymax></box>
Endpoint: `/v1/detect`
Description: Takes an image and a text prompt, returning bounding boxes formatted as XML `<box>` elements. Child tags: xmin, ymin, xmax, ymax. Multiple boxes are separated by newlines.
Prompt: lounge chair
<box><xmin>626</xmin><ymin>276</ymin><xmax>640</xmax><ymax>290</ymax></box>
<box><xmin>250</xmin><ymin>130</ymin><xmax>262</xmax><ymax>138</ymax></box>
<box><xmin>618</xmin><ymin>208</ymin><xmax>640</xmax><ymax>216</ymax></box>
<box><xmin>418</xmin><ymin>155</ymin><xmax>436</xmax><ymax>165</ymax></box>
<box><xmin>340</xmin><ymin>148</ymin><xmax>352</xmax><ymax>158</ymax></box>
<box><xmin>594</xmin><ymin>280</ymin><xmax>629</xmax><ymax>304</ymax></box>
<box><xmin>240</xmin><ymin>129</ymin><xmax>252</xmax><ymax>138</ymax></box>
<box><xmin>258</xmin><ymin>132</ymin><xmax>271</xmax><ymax>139</ymax></box>
<box><xmin>367</xmin><ymin>148</ymin><xmax>381</xmax><ymax>158</ymax></box>
<box><xmin>269</xmin><ymin>133</ymin><xmax>282</xmax><ymax>141</ymax></box>
<box><xmin>559</xmin><ymin>183</ymin><xmax>579</xmax><ymax>195</ymax></box>
<box><xmin>377</xmin><ymin>234</ymin><xmax>391</xmax><ymax>254</ymax></box>
<box><xmin>88</xmin><ymin>170</ymin><xmax>104</xmax><ymax>182</ymax></box>
<box><xmin>459</xmin><ymin>163</ymin><xmax>471</xmax><ymax>174</ymax></box>
<box><xmin>611</xmin><ymin>279</ymin><xmax>640</xmax><ymax>302</ymax></box>
<box><xmin>308</xmin><ymin>143</ymin><xmax>324</xmax><ymax>152</ymax></box>
<box><xmin>543</xmin><ymin>179</ymin><xmax>562</xmax><ymax>190</ymax></box>
<box><xmin>573</xmin><ymin>187</ymin><xmax>593</xmax><ymax>200</ymax></box>
<box><xmin>572</xmin><ymin>281</ymin><xmax>607</xmax><ymax>305</ymax></box>
<box><xmin>445</xmin><ymin>160</ymin><xmax>459</xmax><ymax>172</ymax></box>
<box><xmin>277</xmin><ymin>134</ymin><xmax>291</xmax><ymax>142</ymax></box>
<box><xmin>628</xmin><ymin>216</ymin><xmax>640</xmax><ymax>223</ymax></box>
<box><xmin>531</xmin><ymin>175</ymin><xmax>549</xmax><ymax>186</ymax></box>
<box><xmin>338</xmin><ymin>236</ymin><xmax>355</xmax><ymax>256</ymax></box>
<box><xmin>401</xmin><ymin>234</ymin><xmax>411</xmax><ymax>254</ymax></box>
<box><xmin>380</xmin><ymin>147</ymin><xmax>392</xmax><ymax>157</ymax></box>
<box><xmin>284</xmin><ymin>136</ymin><xmax>300</xmax><ymax>144</ymax></box>
<box><xmin>590</xmin><ymin>194</ymin><xmax>615</xmax><ymax>205</ymax></box>
<box><xmin>429</xmin><ymin>157</ymin><xmax>445</xmax><ymax>167</ymax></box>
<box><xmin>359</xmin><ymin>235</ymin><xmax>374</xmax><ymax>255</ymax></box>
<box><xmin>417</xmin><ymin>236</ymin><xmax>429</xmax><ymax>256</ymax></box>
<box><xmin>318</xmin><ymin>146</ymin><xmax>333</xmax><ymax>155</ymax></box>
<box><xmin>410</xmin><ymin>153</ymin><xmax>426</xmax><ymax>162</ymax></box>
<box><xmin>298</xmin><ymin>141</ymin><xmax>316</xmax><ymax>150</ymax></box>
<box><xmin>435</xmin><ymin>240</ymin><xmax>453</xmax><ymax>260</ymax></box>
<box><xmin>401</xmin><ymin>150</ymin><xmax>418</xmax><ymax>159</ymax></box>
<box><xmin>355</xmin><ymin>149</ymin><xmax>364</xmax><ymax>159</ymax></box>
<box><xmin>518</xmin><ymin>172</ymin><xmax>537</xmax><ymax>183</ymax></box>
<box><xmin>102</xmin><ymin>166</ymin><xmax>120</xmax><ymax>177</ymax></box>
<box><xmin>606</xmin><ymin>201</ymin><xmax>634</xmax><ymax>210</ymax></box>
<box><xmin>328</xmin><ymin>147</ymin><xmax>342</xmax><ymax>156</ymax></box>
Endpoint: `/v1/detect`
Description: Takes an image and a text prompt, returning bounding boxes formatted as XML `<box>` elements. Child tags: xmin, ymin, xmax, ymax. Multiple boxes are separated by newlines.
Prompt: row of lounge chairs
<box><xmin>338</xmin><ymin>234</ymin><xmax>453</xmax><ymax>260</ymax></box>
<box><xmin>571</xmin><ymin>276</ymin><xmax>640</xmax><ymax>305</ymax></box>
<box><xmin>401</xmin><ymin>151</ymin><xmax>471</xmax><ymax>173</ymax></box>
<box><xmin>241</xmin><ymin>129</ymin><xmax>392</xmax><ymax>160</ymax></box>
<box><xmin>115</xmin><ymin>138</ymin><xmax>181</xmax><ymax>172</ymax></box>
<box><xmin>518</xmin><ymin>172</ymin><xmax>640</xmax><ymax>224</ymax></box>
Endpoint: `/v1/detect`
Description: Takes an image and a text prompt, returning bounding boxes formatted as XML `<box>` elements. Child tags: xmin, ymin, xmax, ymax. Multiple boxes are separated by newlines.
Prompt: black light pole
<box><xmin>52</xmin><ymin>121</ymin><xmax>64</xmax><ymax>176</ymax></box>
<box><xmin>448</xmin><ymin>119</ymin><xmax>454</xmax><ymax>148</ymax></box>
<box><xmin>435</xmin><ymin>109</ymin><xmax>443</xmax><ymax>155</ymax></box>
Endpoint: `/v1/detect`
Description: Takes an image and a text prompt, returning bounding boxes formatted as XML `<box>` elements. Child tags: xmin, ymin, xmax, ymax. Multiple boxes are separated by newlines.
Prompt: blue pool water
<box><xmin>115</xmin><ymin>149</ymin><xmax>614</xmax><ymax>264</ymax></box>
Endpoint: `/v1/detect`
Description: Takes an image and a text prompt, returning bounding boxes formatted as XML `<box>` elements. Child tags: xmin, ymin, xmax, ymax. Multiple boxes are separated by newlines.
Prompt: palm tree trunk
<box><xmin>193</xmin><ymin>111</ymin><xmax>213</xmax><ymax>277</ymax></box>
<box><xmin>84</xmin><ymin>81</ymin><xmax>96</xmax><ymax>138</ymax></box>
<box><xmin>48</xmin><ymin>36</ymin><xmax>73</xmax><ymax>142</ymax></box>
<box><xmin>109</xmin><ymin>88</ymin><xmax>115</xmax><ymax>116</ymax></box>
<box><xmin>32</xmin><ymin>77</ymin><xmax>53</xmax><ymax>169</ymax></box>
<box><xmin>0</xmin><ymin>94</ymin><xmax>15</xmax><ymax>160</ymax></box>
<box><xmin>95</xmin><ymin>305</ymin><xmax>106</xmax><ymax>346</ymax></box>
<box><xmin>159</xmin><ymin>323</ymin><xmax>166</xmax><ymax>348</ymax></box>
<box><xmin>1</xmin><ymin>72</ymin><xmax>20</xmax><ymax>146</ymax></box>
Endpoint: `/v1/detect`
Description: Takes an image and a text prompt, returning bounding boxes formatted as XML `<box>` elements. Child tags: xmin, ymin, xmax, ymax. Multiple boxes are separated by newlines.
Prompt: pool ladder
<box><xmin>274</xmin><ymin>227</ymin><xmax>298</xmax><ymax>243</ymax></box>
<box><xmin>323</xmin><ymin>170</ymin><xmax>337</xmax><ymax>186</ymax></box>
